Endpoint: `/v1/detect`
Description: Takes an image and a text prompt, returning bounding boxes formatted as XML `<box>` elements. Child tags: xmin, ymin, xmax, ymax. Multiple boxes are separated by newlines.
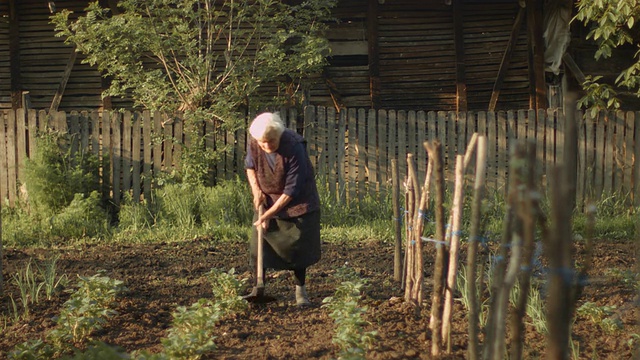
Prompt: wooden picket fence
<box><xmin>0</xmin><ymin>106</ymin><xmax>638</xmax><ymax>208</ymax></box>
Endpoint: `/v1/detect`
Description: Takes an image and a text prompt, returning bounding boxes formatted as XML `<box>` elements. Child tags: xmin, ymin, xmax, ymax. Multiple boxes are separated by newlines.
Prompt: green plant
<box><xmin>526</xmin><ymin>283</ymin><xmax>548</xmax><ymax>335</ymax></box>
<box><xmin>601</xmin><ymin>317</ymin><xmax>624</xmax><ymax>334</ymax></box>
<box><xmin>322</xmin><ymin>266</ymin><xmax>377</xmax><ymax>360</ymax></box>
<box><xmin>117</xmin><ymin>194</ymin><xmax>155</xmax><ymax>232</ymax></box>
<box><xmin>23</xmin><ymin>132</ymin><xmax>101</xmax><ymax>214</ymax></box>
<box><xmin>49</xmin><ymin>191</ymin><xmax>110</xmax><ymax>240</ymax></box>
<box><xmin>319</xmin><ymin>183</ymin><xmax>393</xmax><ymax>227</ymax></box>
<box><xmin>572</xmin><ymin>193</ymin><xmax>637</xmax><ymax>240</ymax></box>
<box><xmin>605</xmin><ymin>268</ymin><xmax>640</xmax><ymax>292</ymax></box>
<box><xmin>126</xmin><ymin>268</ymin><xmax>248</xmax><ymax>360</ymax></box>
<box><xmin>12</xmin><ymin>260</ymin><xmax>44</xmax><ymax>318</ymax></box>
<box><xmin>8</xmin><ymin>296</ymin><xmax>21</xmax><ymax>322</ymax></box>
<box><xmin>62</xmin><ymin>341</ymin><xmax>129</xmax><ymax>360</ymax></box>
<box><xmin>577</xmin><ymin>75</ymin><xmax>620</xmax><ymax>117</ymax></box>
<box><xmin>160</xmin><ymin>299</ymin><xmax>223</xmax><ymax>360</ymax></box>
<box><xmin>574</xmin><ymin>0</ymin><xmax>640</xmax><ymax>113</ymax></box>
<box><xmin>456</xmin><ymin>264</ymin><xmax>490</xmax><ymax>328</ymax></box>
<box><xmin>9</xmin><ymin>272</ymin><xmax>125</xmax><ymax>359</ymax></box>
<box><xmin>47</xmin><ymin>272</ymin><xmax>126</xmax><ymax>353</ymax></box>
<box><xmin>155</xmin><ymin>183</ymin><xmax>203</xmax><ymax>229</ymax></box>
<box><xmin>508</xmin><ymin>279</ymin><xmax>547</xmax><ymax>335</ymax></box>
<box><xmin>628</xmin><ymin>333</ymin><xmax>640</xmax><ymax>354</ymax></box>
<box><xmin>570</xmin><ymin>336</ymin><xmax>580</xmax><ymax>360</ymax></box>
<box><xmin>206</xmin><ymin>268</ymin><xmax>248</xmax><ymax>315</ymax></box>
<box><xmin>38</xmin><ymin>254</ymin><xmax>69</xmax><ymax>300</ymax></box>
<box><xmin>9</xmin><ymin>339</ymin><xmax>52</xmax><ymax>360</ymax></box>
<box><xmin>199</xmin><ymin>177</ymin><xmax>253</xmax><ymax>228</ymax></box>
<box><xmin>52</xmin><ymin>0</ymin><xmax>336</xmax><ymax>186</ymax></box>
<box><xmin>577</xmin><ymin>301</ymin><xmax>621</xmax><ymax>334</ymax></box>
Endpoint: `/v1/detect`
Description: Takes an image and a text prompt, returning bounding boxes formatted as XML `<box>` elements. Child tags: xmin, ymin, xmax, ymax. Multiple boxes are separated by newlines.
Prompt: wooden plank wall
<box><xmin>0</xmin><ymin>0</ymin><xmax>546</xmax><ymax>113</ymax></box>
<box><xmin>463</xmin><ymin>1</ymin><xmax>530</xmax><ymax>111</ymax></box>
<box><xmin>1</xmin><ymin>106</ymin><xmax>637</xmax><ymax>209</ymax></box>
<box><xmin>0</xmin><ymin>1</ymin><xmax>10</xmax><ymax>108</ymax></box>
<box><xmin>17</xmin><ymin>0</ymin><xmax>103</xmax><ymax>110</ymax></box>
<box><xmin>310</xmin><ymin>0</ymin><xmax>371</xmax><ymax>109</ymax></box>
<box><xmin>377</xmin><ymin>0</ymin><xmax>457</xmax><ymax>110</ymax></box>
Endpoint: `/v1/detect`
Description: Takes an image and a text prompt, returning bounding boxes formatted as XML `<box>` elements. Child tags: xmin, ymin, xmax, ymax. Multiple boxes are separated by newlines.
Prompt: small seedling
<box><xmin>38</xmin><ymin>254</ymin><xmax>68</xmax><ymax>300</ymax></box>
<box><xmin>577</xmin><ymin>302</ymin><xmax>622</xmax><ymax>334</ymax></box>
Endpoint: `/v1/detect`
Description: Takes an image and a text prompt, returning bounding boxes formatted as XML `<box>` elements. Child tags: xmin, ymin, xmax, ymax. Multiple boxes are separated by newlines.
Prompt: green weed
<box><xmin>573</xmin><ymin>193</ymin><xmax>637</xmax><ymax>240</ymax></box>
<box><xmin>199</xmin><ymin>177</ymin><xmax>252</xmax><ymax>227</ymax></box>
<box><xmin>117</xmin><ymin>194</ymin><xmax>155</xmax><ymax>232</ymax></box>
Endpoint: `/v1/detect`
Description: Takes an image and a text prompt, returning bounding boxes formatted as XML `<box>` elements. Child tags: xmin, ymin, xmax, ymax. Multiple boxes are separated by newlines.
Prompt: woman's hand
<box><xmin>252</xmin><ymin>192</ymin><xmax>265</xmax><ymax>210</ymax></box>
<box><xmin>253</xmin><ymin>214</ymin><xmax>269</xmax><ymax>229</ymax></box>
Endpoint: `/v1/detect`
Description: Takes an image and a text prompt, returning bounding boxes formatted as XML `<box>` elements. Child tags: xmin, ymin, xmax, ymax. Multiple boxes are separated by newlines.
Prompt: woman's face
<box><xmin>257</xmin><ymin>134</ymin><xmax>280</xmax><ymax>153</ymax></box>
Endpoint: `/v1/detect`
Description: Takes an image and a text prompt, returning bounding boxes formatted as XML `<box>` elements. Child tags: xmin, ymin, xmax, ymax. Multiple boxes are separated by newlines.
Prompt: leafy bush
<box><xmin>1</xmin><ymin>204</ymin><xmax>46</xmax><ymax>247</ymax></box>
<box><xmin>23</xmin><ymin>131</ymin><xmax>100</xmax><ymax>214</ymax></box>
<box><xmin>49</xmin><ymin>192</ymin><xmax>110</xmax><ymax>240</ymax></box>
<box><xmin>3</xmin><ymin>131</ymin><xmax>107</xmax><ymax>246</ymax></box>
<box><xmin>206</xmin><ymin>268</ymin><xmax>249</xmax><ymax>315</ymax></box>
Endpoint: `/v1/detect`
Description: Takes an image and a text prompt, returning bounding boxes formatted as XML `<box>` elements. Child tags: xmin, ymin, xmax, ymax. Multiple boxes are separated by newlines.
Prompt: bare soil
<box><xmin>1</xmin><ymin>238</ymin><xmax>638</xmax><ymax>359</ymax></box>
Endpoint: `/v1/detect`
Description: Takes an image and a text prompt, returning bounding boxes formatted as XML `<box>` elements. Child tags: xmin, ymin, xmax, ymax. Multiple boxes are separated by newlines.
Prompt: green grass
<box><xmin>4</xmin><ymin>168</ymin><xmax>639</xmax><ymax>249</ymax></box>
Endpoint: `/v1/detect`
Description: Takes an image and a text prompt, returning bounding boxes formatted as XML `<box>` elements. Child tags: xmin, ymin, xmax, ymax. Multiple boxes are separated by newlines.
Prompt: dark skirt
<box><xmin>250</xmin><ymin>210</ymin><xmax>321</xmax><ymax>270</ymax></box>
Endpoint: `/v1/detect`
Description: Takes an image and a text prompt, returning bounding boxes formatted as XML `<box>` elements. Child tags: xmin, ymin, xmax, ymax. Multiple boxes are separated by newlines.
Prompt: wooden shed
<box><xmin>0</xmin><ymin>0</ymin><xmax>636</xmax><ymax>112</ymax></box>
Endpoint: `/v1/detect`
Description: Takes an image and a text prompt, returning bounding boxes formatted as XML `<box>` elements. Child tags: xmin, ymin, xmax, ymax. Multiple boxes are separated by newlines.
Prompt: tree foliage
<box><xmin>574</xmin><ymin>0</ymin><xmax>640</xmax><ymax>116</ymax></box>
<box><xmin>51</xmin><ymin>0</ymin><xmax>336</xmax><ymax>185</ymax></box>
<box><xmin>52</xmin><ymin>0</ymin><xmax>335</xmax><ymax>119</ymax></box>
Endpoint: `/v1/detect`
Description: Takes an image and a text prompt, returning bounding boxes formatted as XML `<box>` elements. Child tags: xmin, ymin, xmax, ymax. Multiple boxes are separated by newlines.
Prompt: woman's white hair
<box><xmin>249</xmin><ymin>112</ymin><xmax>285</xmax><ymax>140</ymax></box>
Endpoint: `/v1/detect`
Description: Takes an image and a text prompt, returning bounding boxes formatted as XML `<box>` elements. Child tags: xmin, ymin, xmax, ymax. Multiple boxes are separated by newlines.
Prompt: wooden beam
<box><xmin>526</xmin><ymin>0</ymin><xmax>547</xmax><ymax>109</ymax></box>
<box><xmin>452</xmin><ymin>0</ymin><xmax>467</xmax><ymax>112</ymax></box>
<box><xmin>367</xmin><ymin>0</ymin><xmax>380</xmax><ymax>109</ymax></box>
<box><xmin>489</xmin><ymin>6</ymin><xmax>525</xmax><ymax>111</ymax></box>
<box><xmin>9</xmin><ymin>0</ymin><xmax>22</xmax><ymax>109</ymax></box>
<box><xmin>562</xmin><ymin>53</ymin><xmax>586</xmax><ymax>85</ymax></box>
<box><xmin>50</xmin><ymin>47</ymin><xmax>77</xmax><ymax>112</ymax></box>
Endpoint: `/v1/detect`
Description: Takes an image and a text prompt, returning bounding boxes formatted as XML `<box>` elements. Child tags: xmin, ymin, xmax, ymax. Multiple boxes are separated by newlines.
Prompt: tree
<box><xmin>574</xmin><ymin>0</ymin><xmax>640</xmax><ymax>116</ymax></box>
<box><xmin>51</xmin><ymin>0</ymin><xmax>336</xmax><ymax>184</ymax></box>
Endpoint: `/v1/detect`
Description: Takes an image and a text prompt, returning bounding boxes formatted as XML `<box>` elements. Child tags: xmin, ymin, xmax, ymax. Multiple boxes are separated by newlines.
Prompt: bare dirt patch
<box><xmin>1</xmin><ymin>238</ymin><xmax>638</xmax><ymax>359</ymax></box>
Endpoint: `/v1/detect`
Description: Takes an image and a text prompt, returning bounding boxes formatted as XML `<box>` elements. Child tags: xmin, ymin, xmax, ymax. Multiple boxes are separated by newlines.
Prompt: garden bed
<box><xmin>1</xmin><ymin>238</ymin><xmax>638</xmax><ymax>359</ymax></box>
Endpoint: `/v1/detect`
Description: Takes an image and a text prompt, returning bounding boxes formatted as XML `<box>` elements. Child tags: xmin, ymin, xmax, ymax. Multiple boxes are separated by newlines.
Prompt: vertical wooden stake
<box><xmin>442</xmin><ymin>154</ymin><xmax>465</xmax><ymax>349</ymax></box>
<box><xmin>425</xmin><ymin>140</ymin><xmax>447</xmax><ymax>357</ymax></box>
<box><xmin>392</xmin><ymin>158</ymin><xmax>402</xmax><ymax>282</ymax></box>
<box><xmin>467</xmin><ymin>135</ymin><xmax>487</xmax><ymax>360</ymax></box>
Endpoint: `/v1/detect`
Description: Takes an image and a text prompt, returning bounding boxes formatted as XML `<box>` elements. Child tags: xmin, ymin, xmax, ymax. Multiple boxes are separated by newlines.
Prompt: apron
<box><xmin>249</xmin><ymin>210</ymin><xmax>321</xmax><ymax>270</ymax></box>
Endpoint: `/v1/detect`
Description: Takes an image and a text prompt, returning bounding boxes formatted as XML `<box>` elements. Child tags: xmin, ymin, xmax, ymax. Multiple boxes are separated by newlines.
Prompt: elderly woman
<box><xmin>244</xmin><ymin>112</ymin><xmax>321</xmax><ymax>305</ymax></box>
